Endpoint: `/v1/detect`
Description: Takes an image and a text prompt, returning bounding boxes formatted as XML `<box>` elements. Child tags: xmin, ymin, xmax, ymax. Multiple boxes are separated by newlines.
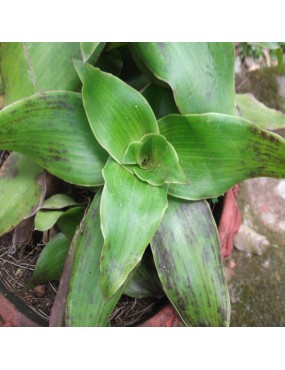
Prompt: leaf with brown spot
<box><xmin>132</xmin><ymin>43</ymin><xmax>235</xmax><ymax>115</ymax></box>
<box><xmin>65</xmin><ymin>191</ymin><xmax>125</xmax><ymax>326</ymax></box>
<box><xmin>0</xmin><ymin>92</ymin><xmax>108</xmax><ymax>186</ymax></box>
<box><xmin>0</xmin><ymin>42</ymin><xmax>83</xmax><ymax>106</ymax></box>
<box><xmin>159</xmin><ymin>113</ymin><xmax>285</xmax><ymax>200</ymax></box>
<box><xmin>100</xmin><ymin>158</ymin><xmax>168</xmax><ymax>301</ymax></box>
<box><xmin>151</xmin><ymin>197</ymin><xmax>230</xmax><ymax>327</ymax></box>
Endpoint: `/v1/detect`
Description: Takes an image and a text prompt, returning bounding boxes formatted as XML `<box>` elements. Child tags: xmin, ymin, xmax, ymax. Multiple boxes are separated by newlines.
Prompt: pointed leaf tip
<box><xmin>80</xmin><ymin>63</ymin><xmax>159</xmax><ymax>164</ymax></box>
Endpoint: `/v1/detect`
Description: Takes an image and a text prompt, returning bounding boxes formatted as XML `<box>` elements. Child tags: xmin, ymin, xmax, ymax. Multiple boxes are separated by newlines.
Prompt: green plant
<box><xmin>1</xmin><ymin>42</ymin><xmax>285</xmax><ymax>326</ymax></box>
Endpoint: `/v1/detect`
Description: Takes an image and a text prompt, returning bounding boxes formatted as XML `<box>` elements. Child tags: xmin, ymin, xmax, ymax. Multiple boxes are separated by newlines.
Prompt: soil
<box><xmin>0</xmin><ymin>228</ymin><xmax>163</xmax><ymax>326</ymax></box>
<box><xmin>0</xmin><ymin>230</ymin><xmax>58</xmax><ymax>322</ymax></box>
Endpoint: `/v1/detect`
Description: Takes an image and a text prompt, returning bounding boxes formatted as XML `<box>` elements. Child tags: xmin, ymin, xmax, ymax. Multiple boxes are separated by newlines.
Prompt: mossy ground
<box><xmin>236</xmin><ymin>65</ymin><xmax>285</xmax><ymax>113</ymax></box>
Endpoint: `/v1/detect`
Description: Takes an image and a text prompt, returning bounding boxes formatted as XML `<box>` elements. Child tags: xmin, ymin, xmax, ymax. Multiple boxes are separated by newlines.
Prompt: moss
<box><xmin>228</xmin><ymin>246</ymin><xmax>285</xmax><ymax>326</ymax></box>
<box><xmin>238</xmin><ymin>65</ymin><xmax>285</xmax><ymax>113</ymax></box>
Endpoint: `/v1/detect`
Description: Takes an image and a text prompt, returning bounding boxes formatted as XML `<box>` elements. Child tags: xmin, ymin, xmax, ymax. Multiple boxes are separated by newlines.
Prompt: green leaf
<box><xmin>57</xmin><ymin>206</ymin><xmax>85</xmax><ymax>240</ymax></box>
<box><xmin>132</xmin><ymin>43</ymin><xmax>235</xmax><ymax>115</ymax></box>
<box><xmin>77</xmin><ymin>63</ymin><xmax>159</xmax><ymax>163</ymax></box>
<box><xmin>142</xmin><ymin>84</ymin><xmax>179</xmax><ymax>119</ymax></box>
<box><xmin>35</xmin><ymin>210</ymin><xmax>65</xmax><ymax>232</ymax></box>
<box><xmin>28</xmin><ymin>232</ymin><xmax>70</xmax><ymax>288</ymax></box>
<box><xmin>0</xmin><ymin>153</ymin><xmax>44</xmax><ymax>236</ymax></box>
<box><xmin>124</xmin><ymin>253</ymin><xmax>163</xmax><ymax>299</ymax></box>
<box><xmin>236</xmin><ymin>93</ymin><xmax>285</xmax><ymax>130</ymax></box>
<box><xmin>0</xmin><ymin>42</ymin><xmax>82</xmax><ymax>106</ymax></box>
<box><xmin>123</xmin><ymin>133</ymin><xmax>187</xmax><ymax>186</ymax></box>
<box><xmin>151</xmin><ymin>198</ymin><xmax>230</xmax><ymax>326</ymax></box>
<box><xmin>80</xmin><ymin>42</ymin><xmax>105</xmax><ymax>63</ymax></box>
<box><xmin>41</xmin><ymin>194</ymin><xmax>79</xmax><ymax>210</ymax></box>
<box><xmin>65</xmin><ymin>191</ymin><xmax>124</xmax><ymax>326</ymax></box>
<box><xmin>0</xmin><ymin>92</ymin><xmax>108</xmax><ymax>186</ymax></box>
<box><xmin>100</xmin><ymin>158</ymin><xmax>168</xmax><ymax>300</ymax></box>
<box><xmin>159</xmin><ymin>113</ymin><xmax>285</xmax><ymax>200</ymax></box>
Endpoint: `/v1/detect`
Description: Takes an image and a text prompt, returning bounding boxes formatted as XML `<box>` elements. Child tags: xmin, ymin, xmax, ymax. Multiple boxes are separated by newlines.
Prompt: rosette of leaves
<box><xmin>1</xmin><ymin>42</ymin><xmax>285</xmax><ymax>327</ymax></box>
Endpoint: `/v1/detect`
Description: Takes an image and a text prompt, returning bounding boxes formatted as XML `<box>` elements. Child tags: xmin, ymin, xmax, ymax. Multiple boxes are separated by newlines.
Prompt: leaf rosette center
<box><xmin>122</xmin><ymin>133</ymin><xmax>188</xmax><ymax>186</ymax></box>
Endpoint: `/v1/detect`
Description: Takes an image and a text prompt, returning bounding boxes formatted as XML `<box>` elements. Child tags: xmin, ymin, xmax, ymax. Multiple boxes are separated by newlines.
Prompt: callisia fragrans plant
<box><xmin>1</xmin><ymin>42</ymin><xmax>285</xmax><ymax>326</ymax></box>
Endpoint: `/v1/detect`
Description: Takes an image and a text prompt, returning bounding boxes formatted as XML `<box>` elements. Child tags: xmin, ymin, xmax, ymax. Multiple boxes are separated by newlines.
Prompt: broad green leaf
<box><xmin>159</xmin><ymin>113</ymin><xmax>285</xmax><ymax>200</ymax></box>
<box><xmin>76</xmin><ymin>62</ymin><xmax>159</xmax><ymax>163</ymax></box>
<box><xmin>0</xmin><ymin>152</ymin><xmax>44</xmax><ymax>236</ymax></box>
<box><xmin>151</xmin><ymin>198</ymin><xmax>230</xmax><ymax>326</ymax></box>
<box><xmin>100</xmin><ymin>159</ymin><xmax>168</xmax><ymax>300</ymax></box>
<box><xmin>0</xmin><ymin>42</ymin><xmax>82</xmax><ymax>106</ymax></box>
<box><xmin>80</xmin><ymin>42</ymin><xmax>105</xmax><ymax>63</ymax></box>
<box><xmin>65</xmin><ymin>191</ymin><xmax>123</xmax><ymax>326</ymax></box>
<box><xmin>35</xmin><ymin>210</ymin><xmax>65</xmax><ymax>232</ymax></box>
<box><xmin>41</xmin><ymin>194</ymin><xmax>79</xmax><ymax>210</ymax></box>
<box><xmin>236</xmin><ymin>93</ymin><xmax>285</xmax><ymax>130</ymax></box>
<box><xmin>142</xmin><ymin>84</ymin><xmax>179</xmax><ymax>119</ymax></box>
<box><xmin>28</xmin><ymin>232</ymin><xmax>70</xmax><ymax>288</ymax></box>
<box><xmin>123</xmin><ymin>133</ymin><xmax>187</xmax><ymax>186</ymax></box>
<box><xmin>132</xmin><ymin>43</ymin><xmax>235</xmax><ymax>115</ymax></box>
<box><xmin>57</xmin><ymin>206</ymin><xmax>85</xmax><ymax>240</ymax></box>
<box><xmin>124</xmin><ymin>253</ymin><xmax>163</xmax><ymax>299</ymax></box>
<box><xmin>0</xmin><ymin>92</ymin><xmax>108</xmax><ymax>186</ymax></box>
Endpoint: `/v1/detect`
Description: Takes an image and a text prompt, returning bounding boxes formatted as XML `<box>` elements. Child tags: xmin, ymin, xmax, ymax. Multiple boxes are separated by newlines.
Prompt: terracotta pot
<box><xmin>0</xmin><ymin>186</ymin><xmax>241</xmax><ymax>327</ymax></box>
<box><xmin>0</xmin><ymin>281</ymin><xmax>47</xmax><ymax>327</ymax></box>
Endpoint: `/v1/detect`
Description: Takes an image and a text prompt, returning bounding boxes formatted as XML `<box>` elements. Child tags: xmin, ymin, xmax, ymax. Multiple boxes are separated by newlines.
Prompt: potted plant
<box><xmin>1</xmin><ymin>42</ymin><xmax>285</xmax><ymax>327</ymax></box>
